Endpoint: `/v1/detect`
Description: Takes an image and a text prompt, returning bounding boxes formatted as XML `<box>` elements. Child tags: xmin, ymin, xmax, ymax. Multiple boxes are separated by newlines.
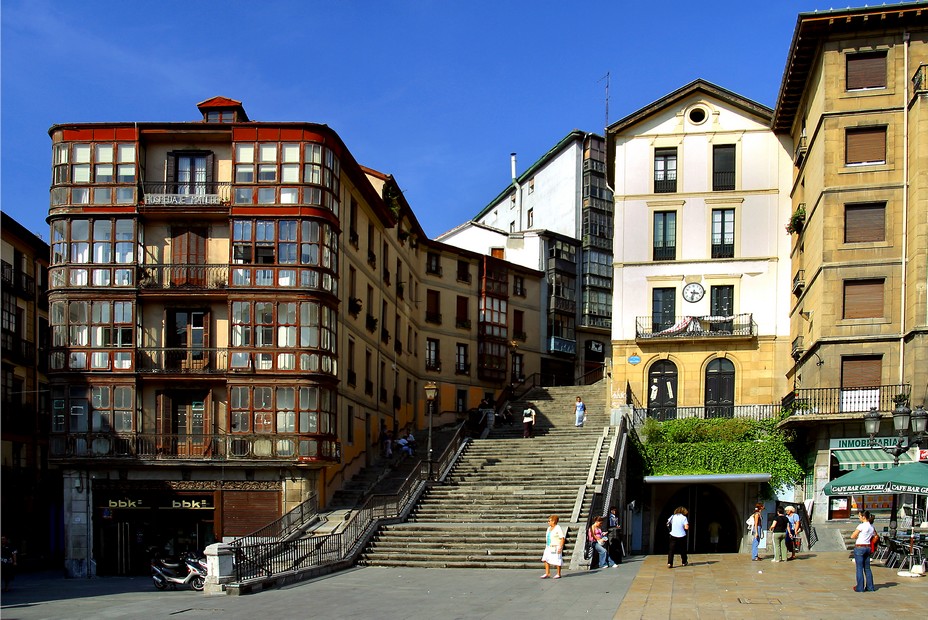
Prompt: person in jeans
<box><xmin>667</xmin><ymin>506</ymin><xmax>689</xmax><ymax>568</ymax></box>
<box><xmin>748</xmin><ymin>503</ymin><xmax>763</xmax><ymax>561</ymax></box>
<box><xmin>588</xmin><ymin>516</ymin><xmax>616</xmax><ymax>569</ymax></box>
<box><xmin>769</xmin><ymin>505</ymin><xmax>790</xmax><ymax>562</ymax></box>
<box><xmin>852</xmin><ymin>510</ymin><xmax>876</xmax><ymax>592</ymax></box>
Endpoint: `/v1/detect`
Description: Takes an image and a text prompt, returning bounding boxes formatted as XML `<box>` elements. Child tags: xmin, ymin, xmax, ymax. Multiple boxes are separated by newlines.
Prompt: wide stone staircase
<box><xmin>359</xmin><ymin>384</ymin><xmax>617</xmax><ymax>569</ymax></box>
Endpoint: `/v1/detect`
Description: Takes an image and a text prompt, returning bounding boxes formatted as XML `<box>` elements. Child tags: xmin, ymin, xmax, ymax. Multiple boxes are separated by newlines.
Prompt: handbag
<box><xmin>869</xmin><ymin>533</ymin><xmax>879</xmax><ymax>554</ymax></box>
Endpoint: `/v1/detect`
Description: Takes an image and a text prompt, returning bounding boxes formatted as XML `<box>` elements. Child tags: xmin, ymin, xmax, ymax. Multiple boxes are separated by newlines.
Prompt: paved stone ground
<box><xmin>619</xmin><ymin>551</ymin><xmax>927</xmax><ymax>619</ymax></box>
<box><xmin>0</xmin><ymin>552</ymin><xmax>924</xmax><ymax>619</ymax></box>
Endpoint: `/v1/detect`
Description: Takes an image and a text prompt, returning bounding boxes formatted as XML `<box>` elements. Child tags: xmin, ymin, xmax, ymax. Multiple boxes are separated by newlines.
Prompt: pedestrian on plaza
<box><xmin>522</xmin><ymin>405</ymin><xmax>536</xmax><ymax>438</ymax></box>
<box><xmin>541</xmin><ymin>515</ymin><xmax>565</xmax><ymax>579</ymax></box>
<box><xmin>852</xmin><ymin>510</ymin><xmax>876</xmax><ymax>592</ymax></box>
<box><xmin>748</xmin><ymin>503</ymin><xmax>763</xmax><ymax>561</ymax></box>
<box><xmin>608</xmin><ymin>506</ymin><xmax>623</xmax><ymax>564</ymax></box>
<box><xmin>785</xmin><ymin>505</ymin><xmax>802</xmax><ymax>559</ymax></box>
<box><xmin>574</xmin><ymin>396</ymin><xmax>586</xmax><ymax>427</ymax></box>
<box><xmin>588</xmin><ymin>515</ymin><xmax>616</xmax><ymax>569</ymax></box>
<box><xmin>1</xmin><ymin>535</ymin><xmax>17</xmax><ymax>592</ymax></box>
<box><xmin>667</xmin><ymin>506</ymin><xmax>689</xmax><ymax>568</ymax></box>
<box><xmin>708</xmin><ymin>520</ymin><xmax>721</xmax><ymax>552</ymax></box>
<box><xmin>769</xmin><ymin>505</ymin><xmax>790</xmax><ymax>562</ymax></box>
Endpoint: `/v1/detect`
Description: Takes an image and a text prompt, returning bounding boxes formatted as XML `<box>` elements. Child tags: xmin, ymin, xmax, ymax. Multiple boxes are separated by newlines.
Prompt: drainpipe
<box><xmin>900</xmin><ymin>31</ymin><xmax>910</xmax><ymax>387</ymax></box>
<box><xmin>511</xmin><ymin>153</ymin><xmax>521</xmax><ymax>229</ymax></box>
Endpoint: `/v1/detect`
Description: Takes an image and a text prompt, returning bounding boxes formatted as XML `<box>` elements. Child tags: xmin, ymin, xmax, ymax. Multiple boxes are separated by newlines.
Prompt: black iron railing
<box><xmin>653</xmin><ymin>245</ymin><xmax>676</xmax><ymax>261</ymax></box>
<box><xmin>712</xmin><ymin>171</ymin><xmax>735</xmax><ymax>191</ymax></box>
<box><xmin>138</xmin><ymin>264</ymin><xmax>229</xmax><ymax>289</ymax></box>
<box><xmin>781</xmin><ymin>384</ymin><xmax>910</xmax><ymax>416</ymax></box>
<box><xmin>640</xmin><ymin>404</ymin><xmax>782</xmax><ymax>423</ymax></box>
<box><xmin>48</xmin><ymin>432</ymin><xmax>339</xmax><ymax>462</ymax></box>
<box><xmin>636</xmin><ymin>313</ymin><xmax>756</xmax><ymax>339</ymax></box>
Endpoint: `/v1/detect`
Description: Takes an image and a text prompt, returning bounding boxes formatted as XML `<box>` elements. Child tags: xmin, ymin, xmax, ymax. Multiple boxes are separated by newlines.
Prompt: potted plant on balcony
<box><xmin>893</xmin><ymin>392</ymin><xmax>910</xmax><ymax>407</ymax></box>
<box><xmin>785</xmin><ymin>205</ymin><xmax>806</xmax><ymax>235</ymax></box>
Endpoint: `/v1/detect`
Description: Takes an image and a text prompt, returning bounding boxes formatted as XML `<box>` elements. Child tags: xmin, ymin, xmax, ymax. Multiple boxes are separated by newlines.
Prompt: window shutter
<box><xmin>426</xmin><ymin>290</ymin><xmax>440</xmax><ymax>314</ymax></box>
<box><xmin>847</xmin><ymin>52</ymin><xmax>886</xmax><ymax>90</ymax></box>
<box><xmin>844</xmin><ymin>203</ymin><xmax>885</xmax><ymax>243</ymax></box>
<box><xmin>166</xmin><ymin>153</ymin><xmax>176</xmax><ymax>186</ymax></box>
<box><xmin>846</xmin><ymin>127</ymin><xmax>886</xmax><ymax>164</ymax></box>
<box><xmin>843</xmin><ymin>279</ymin><xmax>884</xmax><ymax>319</ymax></box>
<box><xmin>156</xmin><ymin>392</ymin><xmax>172</xmax><ymax>451</ymax></box>
<box><xmin>841</xmin><ymin>356</ymin><xmax>882</xmax><ymax>388</ymax></box>
<box><xmin>205</xmin><ymin>152</ymin><xmax>215</xmax><ymax>185</ymax></box>
<box><xmin>456</xmin><ymin>296</ymin><xmax>468</xmax><ymax>320</ymax></box>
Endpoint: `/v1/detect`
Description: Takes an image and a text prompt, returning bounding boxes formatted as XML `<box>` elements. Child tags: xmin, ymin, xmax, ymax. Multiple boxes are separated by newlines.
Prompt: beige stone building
<box><xmin>772</xmin><ymin>5</ymin><xmax>928</xmax><ymax>521</ymax></box>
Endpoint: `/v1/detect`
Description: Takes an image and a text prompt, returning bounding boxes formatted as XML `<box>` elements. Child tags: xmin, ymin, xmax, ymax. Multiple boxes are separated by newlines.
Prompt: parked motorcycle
<box><xmin>151</xmin><ymin>551</ymin><xmax>207</xmax><ymax>591</ymax></box>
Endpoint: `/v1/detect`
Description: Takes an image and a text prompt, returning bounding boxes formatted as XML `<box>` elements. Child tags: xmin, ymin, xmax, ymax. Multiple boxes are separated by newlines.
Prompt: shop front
<box><xmin>826</xmin><ymin>436</ymin><xmax>914</xmax><ymax>520</ymax></box>
<box><xmin>93</xmin><ymin>487</ymin><xmax>217</xmax><ymax>576</ymax></box>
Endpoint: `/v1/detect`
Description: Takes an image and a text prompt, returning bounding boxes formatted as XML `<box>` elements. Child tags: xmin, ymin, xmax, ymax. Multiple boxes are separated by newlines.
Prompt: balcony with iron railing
<box><xmin>654</xmin><ymin>178</ymin><xmax>676</xmax><ymax>193</ymax></box>
<box><xmin>138</xmin><ymin>264</ymin><xmax>229</xmax><ymax>290</ymax></box>
<box><xmin>636</xmin><ymin>313</ymin><xmax>756</xmax><ymax>340</ymax></box>
<box><xmin>781</xmin><ymin>384</ymin><xmax>910</xmax><ymax>417</ymax></box>
<box><xmin>712</xmin><ymin>171</ymin><xmax>735</xmax><ymax>191</ymax></box>
<box><xmin>913</xmin><ymin>63</ymin><xmax>927</xmax><ymax>93</ymax></box>
<box><xmin>135</xmin><ymin>347</ymin><xmax>335</xmax><ymax>374</ymax></box>
<box><xmin>454</xmin><ymin>362</ymin><xmax>470</xmax><ymax>376</ymax></box>
<box><xmin>794</xmin><ymin>136</ymin><xmax>808</xmax><ymax>166</ymax></box>
<box><xmin>792</xmin><ymin>269</ymin><xmax>805</xmax><ymax>296</ymax></box>
<box><xmin>1</xmin><ymin>331</ymin><xmax>36</xmax><ymax>366</ymax></box>
<box><xmin>711</xmin><ymin>242</ymin><xmax>734</xmax><ymax>259</ymax></box>
<box><xmin>0</xmin><ymin>261</ymin><xmax>12</xmax><ymax>287</ymax></box>
<box><xmin>48</xmin><ymin>432</ymin><xmax>339</xmax><ymax>463</ymax></box>
<box><xmin>653</xmin><ymin>245</ymin><xmax>676</xmax><ymax>261</ymax></box>
<box><xmin>425</xmin><ymin>359</ymin><xmax>441</xmax><ymax>372</ymax></box>
<box><xmin>141</xmin><ymin>182</ymin><xmax>232</xmax><ymax>208</ymax></box>
<box><xmin>425</xmin><ymin>311</ymin><xmax>442</xmax><ymax>325</ymax></box>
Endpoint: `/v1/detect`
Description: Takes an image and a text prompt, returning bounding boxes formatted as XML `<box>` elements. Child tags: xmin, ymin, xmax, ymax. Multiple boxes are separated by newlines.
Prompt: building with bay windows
<box><xmin>47</xmin><ymin>97</ymin><xmax>543</xmax><ymax>577</ymax></box>
<box><xmin>438</xmin><ymin>132</ymin><xmax>612</xmax><ymax>385</ymax></box>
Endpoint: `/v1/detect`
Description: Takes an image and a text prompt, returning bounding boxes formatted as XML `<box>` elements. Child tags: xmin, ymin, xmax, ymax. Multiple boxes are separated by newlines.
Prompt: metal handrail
<box><xmin>233</xmin><ymin>495</ymin><xmax>320</xmax><ymax>548</ymax></box>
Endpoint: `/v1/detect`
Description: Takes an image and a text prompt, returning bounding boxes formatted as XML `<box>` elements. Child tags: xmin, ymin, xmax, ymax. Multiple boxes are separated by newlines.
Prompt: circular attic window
<box><xmin>688</xmin><ymin>107</ymin><xmax>707</xmax><ymax>124</ymax></box>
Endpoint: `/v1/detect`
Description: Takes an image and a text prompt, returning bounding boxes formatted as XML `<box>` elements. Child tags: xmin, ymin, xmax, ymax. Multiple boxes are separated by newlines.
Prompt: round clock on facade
<box><xmin>683</xmin><ymin>282</ymin><xmax>705</xmax><ymax>303</ymax></box>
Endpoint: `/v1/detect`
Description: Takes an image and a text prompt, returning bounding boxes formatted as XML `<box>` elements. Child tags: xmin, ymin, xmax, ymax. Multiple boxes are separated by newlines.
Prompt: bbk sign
<box><xmin>101</xmin><ymin>497</ymin><xmax>213</xmax><ymax>510</ymax></box>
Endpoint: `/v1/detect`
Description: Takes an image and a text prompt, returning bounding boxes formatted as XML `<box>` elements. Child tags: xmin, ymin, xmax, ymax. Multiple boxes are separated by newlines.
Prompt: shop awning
<box><xmin>832</xmin><ymin>449</ymin><xmax>913</xmax><ymax>471</ymax></box>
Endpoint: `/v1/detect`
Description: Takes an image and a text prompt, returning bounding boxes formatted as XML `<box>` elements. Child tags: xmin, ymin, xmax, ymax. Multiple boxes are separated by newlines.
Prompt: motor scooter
<box><xmin>151</xmin><ymin>551</ymin><xmax>207</xmax><ymax>591</ymax></box>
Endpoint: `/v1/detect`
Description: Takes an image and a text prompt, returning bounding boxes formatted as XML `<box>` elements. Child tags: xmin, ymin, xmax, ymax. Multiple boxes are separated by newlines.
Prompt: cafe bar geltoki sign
<box><xmin>145</xmin><ymin>193</ymin><xmax>221</xmax><ymax>206</ymax></box>
<box><xmin>100</xmin><ymin>496</ymin><xmax>213</xmax><ymax>510</ymax></box>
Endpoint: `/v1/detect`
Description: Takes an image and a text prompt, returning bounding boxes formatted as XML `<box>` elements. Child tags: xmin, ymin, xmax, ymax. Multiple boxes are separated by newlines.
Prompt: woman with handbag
<box><xmin>588</xmin><ymin>516</ymin><xmax>616</xmax><ymax>569</ymax></box>
<box><xmin>667</xmin><ymin>506</ymin><xmax>689</xmax><ymax>568</ymax></box>
<box><xmin>541</xmin><ymin>515</ymin><xmax>565</xmax><ymax>579</ymax></box>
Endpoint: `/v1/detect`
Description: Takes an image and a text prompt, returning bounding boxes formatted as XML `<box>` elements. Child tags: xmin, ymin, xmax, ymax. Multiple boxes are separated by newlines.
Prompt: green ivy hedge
<box><xmin>636</xmin><ymin>416</ymin><xmax>804</xmax><ymax>492</ymax></box>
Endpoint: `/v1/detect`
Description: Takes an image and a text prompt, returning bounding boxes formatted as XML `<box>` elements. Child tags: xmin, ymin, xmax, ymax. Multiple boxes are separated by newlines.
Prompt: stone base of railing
<box><xmin>204</xmin><ymin>543</ymin><xmax>235</xmax><ymax>595</ymax></box>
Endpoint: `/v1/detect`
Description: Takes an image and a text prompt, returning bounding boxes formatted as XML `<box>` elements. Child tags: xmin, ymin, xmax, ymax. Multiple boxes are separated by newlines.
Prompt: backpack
<box><xmin>584</xmin><ymin>532</ymin><xmax>594</xmax><ymax>560</ymax></box>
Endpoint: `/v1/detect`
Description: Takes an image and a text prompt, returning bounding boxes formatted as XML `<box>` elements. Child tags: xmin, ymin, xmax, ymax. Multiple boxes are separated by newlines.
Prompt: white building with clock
<box><xmin>606</xmin><ymin>79</ymin><xmax>793</xmax><ymax>424</ymax></box>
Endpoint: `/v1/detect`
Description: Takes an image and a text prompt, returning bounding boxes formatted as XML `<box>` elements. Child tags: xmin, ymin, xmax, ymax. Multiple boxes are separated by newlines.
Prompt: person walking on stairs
<box><xmin>522</xmin><ymin>405</ymin><xmax>536</xmax><ymax>438</ymax></box>
<box><xmin>574</xmin><ymin>397</ymin><xmax>586</xmax><ymax>427</ymax></box>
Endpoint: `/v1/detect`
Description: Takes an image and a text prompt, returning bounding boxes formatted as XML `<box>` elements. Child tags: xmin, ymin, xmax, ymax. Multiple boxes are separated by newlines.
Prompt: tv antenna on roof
<box><xmin>599</xmin><ymin>72</ymin><xmax>610</xmax><ymax>129</ymax></box>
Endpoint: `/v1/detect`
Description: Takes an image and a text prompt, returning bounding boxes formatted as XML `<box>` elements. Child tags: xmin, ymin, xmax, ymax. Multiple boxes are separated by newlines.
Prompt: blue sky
<box><xmin>2</xmin><ymin>0</ymin><xmax>851</xmax><ymax>241</ymax></box>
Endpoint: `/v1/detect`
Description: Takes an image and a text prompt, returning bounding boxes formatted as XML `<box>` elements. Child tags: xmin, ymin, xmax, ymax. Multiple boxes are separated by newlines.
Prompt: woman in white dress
<box><xmin>541</xmin><ymin>515</ymin><xmax>565</xmax><ymax>579</ymax></box>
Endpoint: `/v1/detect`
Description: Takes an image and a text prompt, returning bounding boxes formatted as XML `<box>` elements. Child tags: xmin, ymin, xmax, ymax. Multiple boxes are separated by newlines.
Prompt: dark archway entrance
<box><xmin>647</xmin><ymin>360</ymin><xmax>678</xmax><ymax>420</ymax></box>
<box><xmin>654</xmin><ymin>484</ymin><xmax>741</xmax><ymax>555</ymax></box>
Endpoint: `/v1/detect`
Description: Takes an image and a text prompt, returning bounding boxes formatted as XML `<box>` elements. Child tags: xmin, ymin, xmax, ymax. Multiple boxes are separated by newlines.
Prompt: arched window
<box><xmin>647</xmin><ymin>360</ymin><xmax>678</xmax><ymax>421</ymax></box>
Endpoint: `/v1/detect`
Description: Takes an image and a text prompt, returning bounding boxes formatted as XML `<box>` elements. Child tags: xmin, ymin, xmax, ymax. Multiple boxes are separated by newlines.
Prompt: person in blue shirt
<box><xmin>575</xmin><ymin>397</ymin><xmax>586</xmax><ymax>427</ymax></box>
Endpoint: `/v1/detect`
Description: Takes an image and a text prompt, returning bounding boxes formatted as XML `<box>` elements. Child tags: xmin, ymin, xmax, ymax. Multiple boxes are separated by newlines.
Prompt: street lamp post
<box><xmin>864</xmin><ymin>403</ymin><xmax>928</xmax><ymax>538</ymax></box>
<box><xmin>424</xmin><ymin>381</ymin><xmax>438</xmax><ymax>479</ymax></box>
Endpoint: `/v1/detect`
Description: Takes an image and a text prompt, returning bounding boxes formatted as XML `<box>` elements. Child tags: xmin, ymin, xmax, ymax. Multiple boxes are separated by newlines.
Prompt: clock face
<box><xmin>683</xmin><ymin>282</ymin><xmax>705</xmax><ymax>303</ymax></box>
